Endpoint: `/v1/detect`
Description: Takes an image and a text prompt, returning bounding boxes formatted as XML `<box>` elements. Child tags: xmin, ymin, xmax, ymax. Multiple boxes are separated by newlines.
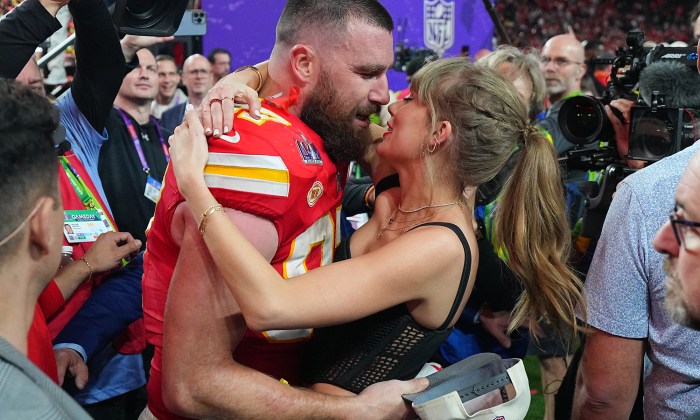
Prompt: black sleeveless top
<box><xmin>302</xmin><ymin>222</ymin><xmax>472</xmax><ymax>393</ymax></box>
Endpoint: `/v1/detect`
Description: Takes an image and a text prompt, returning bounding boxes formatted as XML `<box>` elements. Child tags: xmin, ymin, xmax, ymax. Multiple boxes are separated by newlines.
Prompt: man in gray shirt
<box><xmin>0</xmin><ymin>79</ymin><xmax>90</xmax><ymax>419</ymax></box>
<box><xmin>573</xmin><ymin>141</ymin><xmax>700</xmax><ymax>418</ymax></box>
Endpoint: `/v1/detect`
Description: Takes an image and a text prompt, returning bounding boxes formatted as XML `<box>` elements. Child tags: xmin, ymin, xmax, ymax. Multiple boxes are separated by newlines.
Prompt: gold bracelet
<box><xmin>364</xmin><ymin>184</ymin><xmax>375</xmax><ymax>209</ymax></box>
<box><xmin>198</xmin><ymin>204</ymin><xmax>224</xmax><ymax>235</ymax></box>
<box><xmin>79</xmin><ymin>257</ymin><xmax>93</xmax><ymax>282</ymax></box>
<box><xmin>234</xmin><ymin>65</ymin><xmax>263</xmax><ymax>93</ymax></box>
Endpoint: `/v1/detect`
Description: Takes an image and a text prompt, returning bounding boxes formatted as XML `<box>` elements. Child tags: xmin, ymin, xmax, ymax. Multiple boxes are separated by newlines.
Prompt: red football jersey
<box><xmin>143</xmin><ymin>97</ymin><xmax>346</xmax><ymax>419</ymax></box>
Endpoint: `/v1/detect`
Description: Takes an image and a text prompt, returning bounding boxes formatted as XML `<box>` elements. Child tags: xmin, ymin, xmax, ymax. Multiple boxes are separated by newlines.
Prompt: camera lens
<box><xmin>629</xmin><ymin>109</ymin><xmax>674</xmax><ymax>161</ymax></box>
<box><xmin>558</xmin><ymin>96</ymin><xmax>611</xmax><ymax>145</ymax></box>
<box><xmin>125</xmin><ymin>0</ymin><xmax>161</xmax><ymax>18</ymax></box>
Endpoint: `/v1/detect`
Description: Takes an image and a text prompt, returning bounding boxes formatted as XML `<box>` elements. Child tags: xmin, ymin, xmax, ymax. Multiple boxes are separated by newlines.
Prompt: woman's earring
<box><xmin>428</xmin><ymin>142</ymin><xmax>438</xmax><ymax>153</ymax></box>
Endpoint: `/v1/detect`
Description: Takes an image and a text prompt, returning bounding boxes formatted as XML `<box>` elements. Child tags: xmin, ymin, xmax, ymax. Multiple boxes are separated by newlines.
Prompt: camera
<box><xmin>112</xmin><ymin>0</ymin><xmax>189</xmax><ymax>36</ymax></box>
<box><xmin>627</xmin><ymin>104</ymin><xmax>700</xmax><ymax>161</ymax></box>
<box><xmin>558</xmin><ymin>31</ymin><xmax>699</xmax><ymax>164</ymax></box>
<box><xmin>393</xmin><ymin>41</ymin><xmax>437</xmax><ymax>76</ymax></box>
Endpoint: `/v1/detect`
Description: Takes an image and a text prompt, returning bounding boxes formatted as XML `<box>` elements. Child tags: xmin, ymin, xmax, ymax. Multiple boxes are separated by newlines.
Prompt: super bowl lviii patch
<box><xmin>296</xmin><ymin>133</ymin><xmax>323</xmax><ymax>165</ymax></box>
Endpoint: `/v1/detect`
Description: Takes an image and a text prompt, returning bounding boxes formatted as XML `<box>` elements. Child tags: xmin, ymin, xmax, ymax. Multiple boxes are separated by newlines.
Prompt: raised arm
<box><xmin>0</xmin><ymin>0</ymin><xmax>64</xmax><ymax>78</ymax></box>
<box><xmin>66</xmin><ymin>0</ymin><xmax>124</xmax><ymax>132</ymax></box>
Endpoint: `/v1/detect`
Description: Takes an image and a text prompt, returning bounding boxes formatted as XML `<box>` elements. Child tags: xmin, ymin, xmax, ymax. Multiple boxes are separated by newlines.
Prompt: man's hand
<box><xmin>120</xmin><ymin>35</ymin><xmax>175</xmax><ymax>63</ymax></box>
<box><xmin>479</xmin><ymin>308</ymin><xmax>513</xmax><ymax>349</ymax></box>
<box><xmin>82</xmin><ymin>231</ymin><xmax>141</xmax><ymax>273</ymax></box>
<box><xmin>606</xmin><ymin>99</ymin><xmax>644</xmax><ymax>169</ymax></box>
<box><xmin>54</xmin><ymin>348</ymin><xmax>88</xmax><ymax>389</ymax></box>
<box><xmin>355</xmin><ymin>377</ymin><xmax>429</xmax><ymax>419</ymax></box>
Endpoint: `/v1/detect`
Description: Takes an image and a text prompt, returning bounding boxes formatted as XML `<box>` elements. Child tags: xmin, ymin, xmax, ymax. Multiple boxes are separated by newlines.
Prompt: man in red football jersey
<box><xmin>141</xmin><ymin>1</ymin><xmax>427</xmax><ymax>419</ymax></box>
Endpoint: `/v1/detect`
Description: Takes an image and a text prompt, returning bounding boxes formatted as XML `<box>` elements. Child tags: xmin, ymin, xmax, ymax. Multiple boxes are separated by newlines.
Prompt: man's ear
<box><xmin>576</xmin><ymin>62</ymin><xmax>587</xmax><ymax>81</ymax></box>
<box><xmin>27</xmin><ymin>197</ymin><xmax>57</xmax><ymax>260</ymax></box>
<box><xmin>289</xmin><ymin>44</ymin><xmax>320</xmax><ymax>87</ymax></box>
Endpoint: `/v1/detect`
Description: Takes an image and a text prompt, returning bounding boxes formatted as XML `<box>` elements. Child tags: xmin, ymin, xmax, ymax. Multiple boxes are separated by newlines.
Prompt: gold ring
<box><xmin>209</xmin><ymin>98</ymin><xmax>223</xmax><ymax>106</ymax></box>
<box><xmin>221</xmin><ymin>96</ymin><xmax>234</xmax><ymax>102</ymax></box>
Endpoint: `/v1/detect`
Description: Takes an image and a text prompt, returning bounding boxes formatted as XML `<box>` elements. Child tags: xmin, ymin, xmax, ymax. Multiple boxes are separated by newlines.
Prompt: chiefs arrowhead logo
<box><xmin>307</xmin><ymin>181</ymin><xmax>324</xmax><ymax>207</ymax></box>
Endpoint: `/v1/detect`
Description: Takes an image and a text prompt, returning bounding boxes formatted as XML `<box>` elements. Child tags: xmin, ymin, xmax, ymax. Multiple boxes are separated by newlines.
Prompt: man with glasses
<box><xmin>654</xmin><ymin>151</ymin><xmax>700</xmax><ymax>331</ymax></box>
<box><xmin>160</xmin><ymin>54</ymin><xmax>212</xmax><ymax>132</ymax></box>
<box><xmin>572</xmin><ymin>42</ymin><xmax>700</xmax><ymax>417</ymax></box>
<box><xmin>528</xmin><ymin>35</ymin><xmax>587</xmax><ymax>420</ymax></box>
<box><xmin>537</xmin><ymin>34</ymin><xmax>586</xmax><ymax>156</ymax></box>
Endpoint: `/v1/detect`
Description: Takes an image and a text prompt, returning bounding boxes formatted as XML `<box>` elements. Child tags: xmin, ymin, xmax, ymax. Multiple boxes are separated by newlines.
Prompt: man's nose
<box><xmin>653</xmin><ymin>221</ymin><xmax>680</xmax><ymax>257</ymax></box>
<box><xmin>369</xmin><ymin>75</ymin><xmax>390</xmax><ymax>105</ymax></box>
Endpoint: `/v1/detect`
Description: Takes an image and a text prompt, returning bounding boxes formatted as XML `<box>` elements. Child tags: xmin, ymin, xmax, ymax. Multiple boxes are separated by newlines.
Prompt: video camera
<box><xmin>393</xmin><ymin>41</ymin><xmax>438</xmax><ymax>76</ymax></box>
<box><xmin>558</xmin><ymin>31</ymin><xmax>699</xmax><ymax>168</ymax></box>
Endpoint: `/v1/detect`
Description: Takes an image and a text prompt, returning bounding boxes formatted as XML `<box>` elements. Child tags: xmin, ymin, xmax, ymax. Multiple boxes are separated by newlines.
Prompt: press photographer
<box><xmin>558</xmin><ymin>34</ymin><xmax>700</xmax><ymax>171</ymax></box>
<box><xmin>571</xmin><ymin>35</ymin><xmax>700</xmax><ymax>420</ymax></box>
<box><xmin>557</xmin><ymin>33</ymin><xmax>700</xmax><ymax>260</ymax></box>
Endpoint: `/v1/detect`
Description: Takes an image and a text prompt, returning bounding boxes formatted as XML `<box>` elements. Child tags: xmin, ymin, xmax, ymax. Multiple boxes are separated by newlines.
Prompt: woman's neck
<box><xmin>395</xmin><ymin>167</ymin><xmax>460</xmax><ymax>212</ymax></box>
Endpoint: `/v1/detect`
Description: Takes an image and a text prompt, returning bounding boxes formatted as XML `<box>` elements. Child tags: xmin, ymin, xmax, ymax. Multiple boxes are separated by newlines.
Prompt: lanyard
<box><xmin>59</xmin><ymin>155</ymin><xmax>117</xmax><ymax>233</ymax></box>
<box><xmin>115</xmin><ymin>107</ymin><xmax>169</xmax><ymax>174</ymax></box>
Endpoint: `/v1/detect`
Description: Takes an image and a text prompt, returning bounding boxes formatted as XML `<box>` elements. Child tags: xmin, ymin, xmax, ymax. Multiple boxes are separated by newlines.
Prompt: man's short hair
<box><xmin>0</xmin><ymin>79</ymin><xmax>59</xmax><ymax>259</ymax></box>
<box><xmin>207</xmin><ymin>48</ymin><xmax>230</xmax><ymax>63</ymax></box>
<box><xmin>155</xmin><ymin>54</ymin><xmax>177</xmax><ymax>64</ymax></box>
<box><xmin>275</xmin><ymin>0</ymin><xmax>393</xmax><ymax>46</ymax></box>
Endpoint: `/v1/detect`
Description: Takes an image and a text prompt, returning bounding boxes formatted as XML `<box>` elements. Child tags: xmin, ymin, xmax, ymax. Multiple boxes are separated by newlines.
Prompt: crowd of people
<box><xmin>1</xmin><ymin>0</ymin><xmax>700</xmax><ymax>419</ymax></box>
<box><xmin>497</xmin><ymin>0</ymin><xmax>695</xmax><ymax>51</ymax></box>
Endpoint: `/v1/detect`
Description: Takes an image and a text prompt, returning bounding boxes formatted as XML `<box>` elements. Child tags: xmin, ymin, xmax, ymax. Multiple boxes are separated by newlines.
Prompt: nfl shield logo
<box><xmin>424</xmin><ymin>0</ymin><xmax>455</xmax><ymax>53</ymax></box>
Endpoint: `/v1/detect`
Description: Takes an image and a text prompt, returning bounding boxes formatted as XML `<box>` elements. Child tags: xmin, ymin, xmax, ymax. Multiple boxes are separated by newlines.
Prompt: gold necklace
<box><xmin>376</xmin><ymin>200</ymin><xmax>462</xmax><ymax>238</ymax></box>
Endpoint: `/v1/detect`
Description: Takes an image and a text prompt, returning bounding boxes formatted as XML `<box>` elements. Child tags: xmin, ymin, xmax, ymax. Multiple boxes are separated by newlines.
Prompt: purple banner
<box><xmin>203</xmin><ymin>0</ymin><xmax>494</xmax><ymax>92</ymax></box>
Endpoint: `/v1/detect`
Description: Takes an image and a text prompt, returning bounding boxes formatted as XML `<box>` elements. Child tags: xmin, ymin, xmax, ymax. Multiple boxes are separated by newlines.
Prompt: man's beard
<box><xmin>300</xmin><ymin>74</ymin><xmax>377</xmax><ymax>163</ymax></box>
<box><xmin>663</xmin><ymin>258</ymin><xmax>700</xmax><ymax>330</ymax></box>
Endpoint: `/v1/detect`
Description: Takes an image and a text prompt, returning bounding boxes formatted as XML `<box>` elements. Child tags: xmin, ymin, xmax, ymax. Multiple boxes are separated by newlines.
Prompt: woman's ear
<box><xmin>435</xmin><ymin>120</ymin><xmax>452</xmax><ymax>145</ymax></box>
<box><xmin>289</xmin><ymin>44</ymin><xmax>320</xmax><ymax>87</ymax></box>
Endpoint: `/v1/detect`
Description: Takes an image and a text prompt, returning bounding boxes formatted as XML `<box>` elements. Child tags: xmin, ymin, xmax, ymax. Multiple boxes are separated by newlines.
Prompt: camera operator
<box><xmin>537</xmin><ymin>34</ymin><xmax>598</xmax><ymax>230</ymax></box>
<box><xmin>572</xmin><ymin>40</ymin><xmax>700</xmax><ymax>419</ymax></box>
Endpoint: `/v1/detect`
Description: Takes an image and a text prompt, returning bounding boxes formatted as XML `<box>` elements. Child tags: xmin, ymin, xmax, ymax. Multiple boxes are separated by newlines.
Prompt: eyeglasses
<box><xmin>540</xmin><ymin>57</ymin><xmax>582</xmax><ymax>67</ymax></box>
<box><xmin>669</xmin><ymin>206</ymin><xmax>700</xmax><ymax>246</ymax></box>
<box><xmin>185</xmin><ymin>69</ymin><xmax>211</xmax><ymax>76</ymax></box>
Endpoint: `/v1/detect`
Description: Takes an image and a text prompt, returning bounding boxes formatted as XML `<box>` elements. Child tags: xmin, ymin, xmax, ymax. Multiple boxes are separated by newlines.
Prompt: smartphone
<box><xmin>173</xmin><ymin>9</ymin><xmax>207</xmax><ymax>37</ymax></box>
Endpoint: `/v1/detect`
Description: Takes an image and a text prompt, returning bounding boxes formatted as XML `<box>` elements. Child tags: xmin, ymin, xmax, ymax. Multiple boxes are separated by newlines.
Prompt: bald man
<box><xmin>160</xmin><ymin>54</ymin><xmax>212</xmax><ymax>132</ymax></box>
<box><xmin>537</xmin><ymin>34</ymin><xmax>586</xmax><ymax>155</ymax></box>
<box><xmin>530</xmin><ymin>34</ymin><xmax>588</xmax><ymax>420</ymax></box>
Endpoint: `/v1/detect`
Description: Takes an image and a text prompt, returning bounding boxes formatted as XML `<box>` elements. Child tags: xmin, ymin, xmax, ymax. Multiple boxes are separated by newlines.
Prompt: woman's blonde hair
<box><xmin>411</xmin><ymin>58</ymin><xmax>585</xmax><ymax>335</ymax></box>
<box><xmin>478</xmin><ymin>45</ymin><xmax>546</xmax><ymax>120</ymax></box>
